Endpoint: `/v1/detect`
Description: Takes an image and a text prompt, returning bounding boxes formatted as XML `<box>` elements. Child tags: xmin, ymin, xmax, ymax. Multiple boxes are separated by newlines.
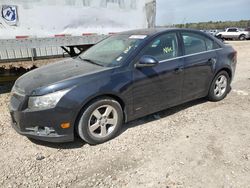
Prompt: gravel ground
<box><xmin>0</xmin><ymin>41</ymin><xmax>250</xmax><ymax>188</ymax></box>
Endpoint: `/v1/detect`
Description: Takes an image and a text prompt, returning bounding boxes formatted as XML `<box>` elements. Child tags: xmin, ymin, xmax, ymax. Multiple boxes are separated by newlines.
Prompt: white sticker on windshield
<box><xmin>124</xmin><ymin>46</ymin><xmax>132</xmax><ymax>54</ymax></box>
<box><xmin>129</xmin><ymin>35</ymin><xmax>147</xmax><ymax>39</ymax></box>
<box><xmin>116</xmin><ymin>56</ymin><xmax>123</xmax><ymax>62</ymax></box>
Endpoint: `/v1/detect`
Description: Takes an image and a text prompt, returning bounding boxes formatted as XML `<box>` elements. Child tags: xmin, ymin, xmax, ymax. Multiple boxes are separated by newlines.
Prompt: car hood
<box><xmin>14</xmin><ymin>58</ymin><xmax>108</xmax><ymax>95</ymax></box>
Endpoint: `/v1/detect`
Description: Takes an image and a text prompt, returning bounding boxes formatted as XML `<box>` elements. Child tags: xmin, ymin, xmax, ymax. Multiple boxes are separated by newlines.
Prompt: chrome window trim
<box><xmin>159</xmin><ymin>48</ymin><xmax>223</xmax><ymax>63</ymax></box>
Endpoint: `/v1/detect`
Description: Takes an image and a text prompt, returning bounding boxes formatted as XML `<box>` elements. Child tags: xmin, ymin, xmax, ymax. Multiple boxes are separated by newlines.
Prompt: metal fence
<box><xmin>0</xmin><ymin>35</ymin><xmax>107</xmax><ymax>62</ymax></box>
<box><xmin>0</xmin><ymin>47</ymin><xmax>65</xmax><ymax>61</ymax></box>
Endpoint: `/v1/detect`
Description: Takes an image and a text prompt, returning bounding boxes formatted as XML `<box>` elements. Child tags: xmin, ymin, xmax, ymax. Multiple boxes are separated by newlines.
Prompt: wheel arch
<box><xmin>73</xmin><ymin>93</ymin><xmax>127</xmax><ymax>135</ymax></box>
<box><xmin>216</xmin><ymin>67</ymin><xmax>232</xmax><ymax>81</ymax></box>
<box><xmin>207</xmin><ymin>67</ymin><xmax>232</xmax><ymax>96</ymax></box>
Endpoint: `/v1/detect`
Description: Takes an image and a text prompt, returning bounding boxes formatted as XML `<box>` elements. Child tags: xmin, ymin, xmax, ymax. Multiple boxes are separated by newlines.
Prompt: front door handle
<box><xmin>174</xmin><ymin>67</ymin><xmax>184</xmax><ymax>74</ymax></box>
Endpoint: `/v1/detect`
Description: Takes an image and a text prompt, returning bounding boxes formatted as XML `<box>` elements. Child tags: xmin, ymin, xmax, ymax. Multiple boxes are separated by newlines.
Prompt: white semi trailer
<box><xmin>0</xmin><ymin>0</ymin><xmax>156</xmax><ymax>62</ymax></box>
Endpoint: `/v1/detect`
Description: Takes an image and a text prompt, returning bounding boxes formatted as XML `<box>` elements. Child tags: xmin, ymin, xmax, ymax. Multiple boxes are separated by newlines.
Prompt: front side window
<box><xmin>228</xmin><ymin>28</ymin><xmax>237</xmax><ymax>32</ymax></box>
<box><xmin>140</xmin><ymin>33</ymin><xmax>179</xmax><ymax>61</ymax></box>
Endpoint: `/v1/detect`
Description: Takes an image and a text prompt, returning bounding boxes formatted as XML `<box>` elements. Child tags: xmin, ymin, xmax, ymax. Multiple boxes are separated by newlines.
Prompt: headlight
<box><xmin>28</xmin><ymin>89</ymin><xmax>70</xmax><ymax>110</ymax></box>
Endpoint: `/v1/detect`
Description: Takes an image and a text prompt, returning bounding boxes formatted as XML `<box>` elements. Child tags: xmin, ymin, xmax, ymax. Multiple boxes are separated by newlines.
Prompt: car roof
<box><xmin>118</xmin><ymin>28</ymin><xmax>202</xmax><ymax>37</ymax></box>
<box><xmin>118</xmin><ymin>28</ymin><xmax>225</xmax><ymax>47</ymax></box>
<box><xmin>119</xmin><ymin>28</ymin><xmax>176</xmax><ymax>36</ymax></box>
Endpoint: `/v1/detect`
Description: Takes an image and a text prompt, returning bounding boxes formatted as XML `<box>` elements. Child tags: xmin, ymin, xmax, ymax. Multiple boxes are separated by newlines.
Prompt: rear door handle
<box><xmin>174</xmin><ymin>67</ymin><xmax>184</xmax><ymax>74</ymax></box>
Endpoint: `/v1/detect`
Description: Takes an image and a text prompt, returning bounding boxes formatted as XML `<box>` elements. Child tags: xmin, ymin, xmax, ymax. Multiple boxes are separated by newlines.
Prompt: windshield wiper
<box><xmin>79</xmin><ymin>57</ymin><xmax>103</xmax><ymax>67</ymax></box>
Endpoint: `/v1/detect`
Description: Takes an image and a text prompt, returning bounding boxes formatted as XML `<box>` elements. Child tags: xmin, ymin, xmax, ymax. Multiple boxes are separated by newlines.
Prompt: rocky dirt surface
<box><xmin>0</xmin><ymin>41</ymin><xmax>250</xmax><ymax>188</ymax></box>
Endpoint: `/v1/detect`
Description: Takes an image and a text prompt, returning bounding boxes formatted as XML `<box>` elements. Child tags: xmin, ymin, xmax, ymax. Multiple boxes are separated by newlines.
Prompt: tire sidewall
<box><xmin>239</xmin><ymin>35</ymin><xmax>246</xmax><ymax>40</ymax></box>
<box><xmin>209</xmin><ymin>71</ymin><xmax>230</xmax><ymax>101</ymax></box>
<box><xmin>217</xmin><ymin>34</ymin><xmax>222</xmax><ymax>39</ymax></box>
<box><xmin>77</xmin><ymin>98</ymin><xmax>123</xmax><ymax>145</ymax></box>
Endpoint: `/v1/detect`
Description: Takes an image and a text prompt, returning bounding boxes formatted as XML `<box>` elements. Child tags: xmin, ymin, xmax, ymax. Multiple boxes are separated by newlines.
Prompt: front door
<box><xmin>132</xmin><ymin>32</ymin><xmax>184</xmax><ymax>117</ymax></box>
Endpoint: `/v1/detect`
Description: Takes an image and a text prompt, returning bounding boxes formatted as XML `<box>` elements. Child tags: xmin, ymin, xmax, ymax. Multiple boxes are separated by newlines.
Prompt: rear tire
<box><xmin>239</xmin><ymin>34</ymin><xmax>246</xmax><ymax>41</ymax></box>
<box><xmin>77</xmin><ymin>97</ymin><xmax>123</xmax><ymax>145</ymax></box>
<box><xmin>208</xmin><ymin>71</ymin><xmax>230</xmax><ymax>102</ymax></box>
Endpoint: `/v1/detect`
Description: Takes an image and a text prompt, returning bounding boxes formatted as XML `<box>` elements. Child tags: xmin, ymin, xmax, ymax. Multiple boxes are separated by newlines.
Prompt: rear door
<box><xmin>180</xmin><ymin>32</ymin><xmax>220</xmax><ymax>101</ymax></box>
<box><xmin>132</xmin><ymin>32</ymin><xmax>184</xmax><ymax>117</ymax></box>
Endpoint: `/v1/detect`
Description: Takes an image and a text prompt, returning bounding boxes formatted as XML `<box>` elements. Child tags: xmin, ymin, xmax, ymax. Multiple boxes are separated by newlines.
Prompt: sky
<box><xmin>156</xmin><ymin>0</ymin><xmax>250</xmax><ymax>25</ymax></box>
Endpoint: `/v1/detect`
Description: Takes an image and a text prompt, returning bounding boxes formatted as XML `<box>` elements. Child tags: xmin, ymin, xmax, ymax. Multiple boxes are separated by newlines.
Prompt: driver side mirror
<box><xmin>135</xmin><ymin>55</ymin><xmax>159</xmax><ymax>68</ymax></box>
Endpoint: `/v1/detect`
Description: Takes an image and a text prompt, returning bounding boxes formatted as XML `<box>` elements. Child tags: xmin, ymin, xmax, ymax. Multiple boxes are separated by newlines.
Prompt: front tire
<box><xmin>208</xmin><ymin>71</ymin><xmax>230</xmax><ymax>102</ymax></box>
<box><xmin>77</xmin><ymin>97</ymin><xmax>123</xmax><ymax>145</ymax></box>
<box><xmin>216</xmin><ymin>34</ymin><xmax>224</xmax><ymax>41</ymax></box>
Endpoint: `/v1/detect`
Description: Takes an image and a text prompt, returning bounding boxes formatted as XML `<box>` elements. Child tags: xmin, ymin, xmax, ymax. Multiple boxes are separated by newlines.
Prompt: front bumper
<box><xmin>9</xmin><ymin>92</ymin><xmax>76</xmax><ymax>143</ymax></box>
<box><xmin>11</xmin><ymin>119</ymin><xmax>73</xmax><ymax>143</ymax></box>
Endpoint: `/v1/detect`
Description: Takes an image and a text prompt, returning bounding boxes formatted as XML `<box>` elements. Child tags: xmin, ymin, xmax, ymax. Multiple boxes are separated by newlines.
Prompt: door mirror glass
<box><xmin>136</xmin><ymin>55</ymin><xmax>159</xmax><ymax>68</ymax></box>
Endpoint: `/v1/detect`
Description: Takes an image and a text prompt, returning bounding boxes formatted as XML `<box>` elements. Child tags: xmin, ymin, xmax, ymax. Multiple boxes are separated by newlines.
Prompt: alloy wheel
<box><xmin>214</xmin><ymin>75</ymin><xmax>228</xmax><ymax>97</ymax></box>
<box><xmin>88</xmin><ymin>105</ymin><xmax>118</xmax><ymax>138</ymax></box>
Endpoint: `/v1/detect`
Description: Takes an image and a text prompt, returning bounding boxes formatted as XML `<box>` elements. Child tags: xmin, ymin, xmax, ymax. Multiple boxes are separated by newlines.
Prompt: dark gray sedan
<box><xmin>10</xmin><ymin>28</ymin><xmax>237</xmax><ymax>145</ymax></box>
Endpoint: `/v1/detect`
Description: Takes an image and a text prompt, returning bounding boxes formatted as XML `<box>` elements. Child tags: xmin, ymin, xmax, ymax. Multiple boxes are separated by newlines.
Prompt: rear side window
<box><xmin>204</xmin><ymin>37</ymin><xmax>221</xmax><ymax>50</ymax></box>
<box><xmin>204</xmin><ymin>37</ymin><xmax>214</xmax><ymax>50</ymax></box>
<box><xmin>181</xmin><ymin>32</ymin><xmax>207</xmax><ymax>55</ymax></box>
<box><xmin>181</xmin><ymin>32</ymin><xmax>220</xmax><ymax>55</ymax></box>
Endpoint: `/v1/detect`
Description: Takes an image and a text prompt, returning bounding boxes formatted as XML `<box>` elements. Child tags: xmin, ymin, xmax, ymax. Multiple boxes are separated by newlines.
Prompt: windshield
<box><xmin>79</xmin><ymin>35</ymin><xmax>145</xmax><ymax>67</ymax></box>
